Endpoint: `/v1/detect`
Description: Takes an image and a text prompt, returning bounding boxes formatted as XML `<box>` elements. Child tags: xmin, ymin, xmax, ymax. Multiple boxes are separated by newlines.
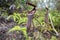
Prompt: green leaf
<box><xmin>21</xmin><ymin>27</ymin><xmax>27</xmax><ymax>36</ymax></box>
<box><xmin>8</xmin><ymin>26</ymin><xmax>21</xmax><ymax>32</ymax></box>
<box><xmin>8</xmin><ymin>26</ymin><xmax>27</xmax><ymax>37</ymax></box>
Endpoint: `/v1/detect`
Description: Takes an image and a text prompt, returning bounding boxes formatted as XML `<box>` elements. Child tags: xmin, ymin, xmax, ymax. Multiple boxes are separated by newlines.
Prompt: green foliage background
<box><xmin>0</xmin><ymin>0</ymin><xmax>60</xmax><ymax>40</ymax></box>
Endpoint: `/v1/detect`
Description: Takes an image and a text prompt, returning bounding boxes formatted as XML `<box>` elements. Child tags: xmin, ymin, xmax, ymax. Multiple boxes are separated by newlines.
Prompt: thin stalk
<box><xmin>48</xmin><ymin>13</ymin><xmax>59</xmax><ymax>35</ymax></box>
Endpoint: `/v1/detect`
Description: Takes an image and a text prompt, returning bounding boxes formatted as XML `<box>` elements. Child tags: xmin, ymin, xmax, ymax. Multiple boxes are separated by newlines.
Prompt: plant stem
<box><xmin>48</xmin><ymin>13</ymin><xmax>59</xmax><ymax>35</ymax></box>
